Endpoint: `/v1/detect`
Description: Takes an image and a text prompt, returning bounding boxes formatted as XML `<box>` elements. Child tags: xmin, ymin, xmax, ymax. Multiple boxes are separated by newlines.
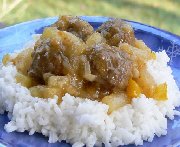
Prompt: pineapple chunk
<box><xmin>30</xmin><ymin>86</ymin><xmax>63</xmax><ymax>103</ymax></box>
<box><xmin>119</xmin><ymin>42</ymin><xmax>156</xmax><ymax>63</ymax></box>
<box><xmin>118</xmin><ymin>43</ymin><xmax>133</xmax><ymax>55</ymax></box>
<box><xmin>47</xmin><ymin>75</ymin><xmax>79</xmax><ymax>97</ymax></box>
<box><xmin>41</xmin><ymin>27</ymin><xmax>58</xmax><ymax>39</ymax></box>
<box><xmin>86</xmin><ymin>32</ymin><xmax>105</xmax><ymax>48</ymax></box>
<box><xmin>65</xmin><ymin>84</ymin><xmax>80</xmax><ymax>97</ymax></box>
<box><xmin>153</xmin><ymin>83</ymin><xmax>167</xmax><ymax>101</ymax></box>
<box><xmin>134</xmin><ymin>39</ymin><xmax>156</xmax><ymax>60</ymax></box>
<box><xmin>2</xmin><ymin>54</ymin><xmax>11</xmax><ymax>65</ymax></box>
<box><xmin>47</xmin><ymin>75</ymin><xmax>69</xmax><ymax>88</ymax></box>
<box><xmin>126</xmin><ymin>79</ymin><xmax>141</xmax><ymax>101</ymax></box>
<box><xmin>16</xmin><ymin>73</ymin><xmax>36</xmax><ymax>88</ymax></box>
<box><xmin>135</xmin><ymin>64</ymin><xmax>156</xmax><ymax>98</ymax></box>
<box><xmin>13</xmin><ymin>48</ymin><xmax>33</xmax><ymax>75</ymax></box>
<box><xmin>134</xmin><ymin>39</ymin><xmax>151</xmax><ymax>51</ymax></box>
<box><xmin>29</xmin><ymin>86</ymin><xmax>44</xmax><ymax>98</ymax></box>
<box><xmin>43</xmin><ymin>87</ymin><xmax>62</xmax><ymax>99</ymax></box>
<box><xmin>58</xmin><ymin>31</ymin><xmax>86</xmax><ymax>57</ymax></box>
<box><xmin>43</xmin><ymin>73</ymin><xmax>54</xmax><ymax>84</ymax></box>
<box><xmin>42</xmin><ymin>27</ymin><xmax>86</xmax><ymax>57</ymax></box>
<box><xmin>101</xmin><ymin>93</ymin><xmax>128</xmax><ymax>114</ymax></box>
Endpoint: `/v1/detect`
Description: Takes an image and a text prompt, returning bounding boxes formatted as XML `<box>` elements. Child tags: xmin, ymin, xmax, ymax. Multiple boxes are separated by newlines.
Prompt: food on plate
<box><xmin>0</xmin><ymin>16</ymin><xmax>180</xmax><ymax>147</ymax></box>
<box><xmin>51</xmin><ymin>15</ymin><xmax>94</xmax><ymax>41</ymax></box>
<box><xmin>97</xmin><ymin>18</ymin><xmax>135</xmax><ymax>46</ymax></box>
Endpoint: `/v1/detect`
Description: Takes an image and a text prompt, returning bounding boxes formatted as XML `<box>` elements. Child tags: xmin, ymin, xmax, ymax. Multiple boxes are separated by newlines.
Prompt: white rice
<box><xmin>0</xmin><ymin>45</ymin><xmax>180</xmax><ymax>146</ymax></box>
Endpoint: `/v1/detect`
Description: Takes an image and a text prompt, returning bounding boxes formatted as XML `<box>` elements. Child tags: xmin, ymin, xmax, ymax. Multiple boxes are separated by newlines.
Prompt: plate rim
<box><xmin>0</xmin><ymin>15</ymin><xmax>180</xmax><ymax>147</ymax></box>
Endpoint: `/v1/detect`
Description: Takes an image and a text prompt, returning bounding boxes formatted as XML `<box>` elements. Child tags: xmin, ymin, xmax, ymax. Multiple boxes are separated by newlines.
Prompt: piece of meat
<box><xmin>28</xmin><ymin>27</ymin><xmax>86</xmax><ymax>81</ymax></box>
<box><xmin>97</xmin><ymin>18</ymin><xmax>135</xmax><ymax>46</ymax></box>
<box><xmin>52</xmin><ymin>15</ymin><xmax>94</xmax><ymax>41</ymax></box>
<box><xmin>28</xmin><ymin>38</ymin><xmax>64</xmax><ymax>81</ymax></box>
<box><xmin>88</xmin><ymin>43</ymin><xmax>133</xmax><ymax>90</ymax></box>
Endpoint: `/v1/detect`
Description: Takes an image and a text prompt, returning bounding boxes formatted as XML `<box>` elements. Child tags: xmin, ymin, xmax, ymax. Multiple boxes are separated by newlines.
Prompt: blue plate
<box><xmin>0</xmin><ymin>16</ymin><xmax>180</xmax><ymax>147</ymax></box>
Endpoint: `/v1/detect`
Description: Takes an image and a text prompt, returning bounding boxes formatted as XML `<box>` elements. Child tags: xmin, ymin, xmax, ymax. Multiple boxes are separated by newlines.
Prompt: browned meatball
<box><xmin>97</xmin><ymin>19</ymin><xmax>135</xmax><ymax>46</ymax></box>
<box><xmin>28</xmin><ymin>27</ymin><xmax>86</xmax><ymax>81</ymax></box>
<box><xmin>88</xmin><ymin>44</ymin><xmax>133</xmax><ymax>90</ymax></box>
<box><xmin>28</xmin><ymin>38</ymin><xmax>64</xmax><ymax>81</ymax></box>
<box><xmin>52</xmin><ymin>15</ymin><xmax>94</xmax><ymax>41</ymax></box>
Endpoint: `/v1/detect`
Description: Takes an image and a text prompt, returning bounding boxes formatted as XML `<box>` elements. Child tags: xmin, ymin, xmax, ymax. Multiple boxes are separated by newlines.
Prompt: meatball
<box><xmin>88</xmin><ymin>43</ymin><xmax>133</xmax><ymax>90</ymax></box>
<box><xmin>97</xmin><ymin>18</ymin><xmax>135</xmax><ymax>46</ymax></box>
<box><xmin>28</xmin><ymin>27</ymin><xmax>86</xmax><ymax>81</ymax></box>
<box><xmin>52</xmin><ymin>15</ymin><xmax>94</xmax><ymax>41</ymax></box>
<box><xmin>28</xmin><ymin>38</ymin><xmax>64</xmax><ymax>81</ymax></box>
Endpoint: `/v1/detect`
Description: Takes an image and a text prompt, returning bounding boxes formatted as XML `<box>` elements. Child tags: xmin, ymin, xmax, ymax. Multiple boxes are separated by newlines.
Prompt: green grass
<box><xmin>0</xmin><ymin>0</ymin><xmax>180</xmax><ymax>35</ymax></box>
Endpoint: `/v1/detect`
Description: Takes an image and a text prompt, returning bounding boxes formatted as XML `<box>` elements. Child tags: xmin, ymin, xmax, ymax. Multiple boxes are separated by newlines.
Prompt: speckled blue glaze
<box><xmin>0</xmin><ymin>16</ymin><xmax>180</xmax><ymax>147</ymax></box>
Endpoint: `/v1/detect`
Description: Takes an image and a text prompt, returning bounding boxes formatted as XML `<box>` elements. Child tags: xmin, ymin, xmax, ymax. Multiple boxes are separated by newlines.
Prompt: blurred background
<box><xmin>0</xmin><ymin>0</ymin><xmax>180</xmax><ymax>35</ymax></box>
